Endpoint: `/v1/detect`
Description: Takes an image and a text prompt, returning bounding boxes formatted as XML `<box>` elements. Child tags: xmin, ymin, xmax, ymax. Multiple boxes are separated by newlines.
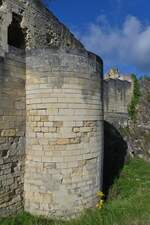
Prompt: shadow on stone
<box><xmin>103</xmin><ymin>121</ymin><xmax>128</xmax><ymax>196</ymax></box>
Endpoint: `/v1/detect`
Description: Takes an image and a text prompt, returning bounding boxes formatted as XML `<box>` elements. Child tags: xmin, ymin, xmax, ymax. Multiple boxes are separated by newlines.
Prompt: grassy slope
<box><xmin>0</xmin><ymin>159</ymin><xmax>150</xmax><ymax>225</ymax></box>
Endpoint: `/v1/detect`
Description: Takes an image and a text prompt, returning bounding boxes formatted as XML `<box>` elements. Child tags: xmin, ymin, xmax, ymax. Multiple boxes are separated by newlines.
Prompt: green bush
<box><xmin>128</xmin><ymin>74</ymin><xmax>141</xmax><ymax>121</ymax></box>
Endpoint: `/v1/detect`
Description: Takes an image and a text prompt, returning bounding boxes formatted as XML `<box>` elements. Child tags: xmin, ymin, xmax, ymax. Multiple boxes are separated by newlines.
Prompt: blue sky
<box><xmin>45</xmin><ymin>0</ymin><xmax>150</xmax><ymax>76</ymax></box>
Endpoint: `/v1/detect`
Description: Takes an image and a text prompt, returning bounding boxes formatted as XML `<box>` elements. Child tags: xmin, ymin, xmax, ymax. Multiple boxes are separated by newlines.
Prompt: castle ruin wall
<box><xmin>0</xmin><ymin>47</ymin><xmax>26</xmax><ymax>216</ymax></box>
<box><xmin>0</xmin><ymin>0</ymin><xmax>104</xmax><ymax>218</ymax></box>
<box><xmin>104</xmin><ymin>79</ymin><xmax>133</xmax><ymax>127</ymax></box>
<box><xmin>25</xmin><ymin>48</ymin><xmax>103</xmax><ymax>218</ymax></box>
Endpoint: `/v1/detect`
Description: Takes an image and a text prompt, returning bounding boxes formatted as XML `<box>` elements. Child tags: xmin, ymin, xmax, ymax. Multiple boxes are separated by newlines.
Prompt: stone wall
<box><xmin>0</xmin><ymin>0</ymin><xmax>85</xmax><ymax>56</ymax></box>
<box><xmin>104</xmin><ymin>79</ymin><xmax>133</xmax><ymax>127</ymax></box>
<box><xmin>0</xmin><ymin>0</ymin><xmax>104</xmax><ymax>219</ymax></box>
<box><xmin>25</xmin><ymin>49</ymin><xmax>103</xmax><ymax>218</ymax></box>
<box><xmin>0</xmin><ymin>47</ymin><xmax>26</xmax><ymax>216</ymax></box>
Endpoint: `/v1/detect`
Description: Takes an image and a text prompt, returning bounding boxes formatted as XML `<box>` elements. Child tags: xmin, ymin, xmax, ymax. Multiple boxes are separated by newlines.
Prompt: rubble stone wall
<box><xmin>0</xmin><ymin>47</ymin><xmax>26</xmax><ymax>216</ymax></box>
<box><xmin>0</xmin><ymin>0</ymin><xmax>84</xmax><ymax>56</ymax></box>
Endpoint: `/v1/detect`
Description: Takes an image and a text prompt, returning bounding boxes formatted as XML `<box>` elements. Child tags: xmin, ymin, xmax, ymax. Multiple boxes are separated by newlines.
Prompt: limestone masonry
<box><xmin>0</xmin><ymin>0</ymin><xmax>133</xmax><ymax>219</ymax></box>
<box><xmin>0</xmin><ymin>0</ymin><xmax>104</xmax><ymax>218</ymax></box>
<box><xmin>104</xmin><ymin>69</ymin><xmax>133</xmax><ymax>127</ymax></box>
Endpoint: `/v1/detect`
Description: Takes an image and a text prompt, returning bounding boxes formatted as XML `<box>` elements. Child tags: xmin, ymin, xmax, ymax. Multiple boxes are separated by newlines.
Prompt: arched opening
<box><xmin>8</xmin><ymin>13</ymin><xmax>26</xmax><ymax>49</ymax></box>
<box><xmin>0</xmin><ymin>0</ymin><xmax>3</xmax><ymax>6</ymax></box>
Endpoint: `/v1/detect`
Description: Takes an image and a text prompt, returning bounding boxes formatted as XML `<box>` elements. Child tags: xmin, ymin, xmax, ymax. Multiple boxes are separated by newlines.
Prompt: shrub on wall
<box><xmin>128</xmin><ymin>74</ymin><xmax>141</xmax><ymax>121</ymax></box>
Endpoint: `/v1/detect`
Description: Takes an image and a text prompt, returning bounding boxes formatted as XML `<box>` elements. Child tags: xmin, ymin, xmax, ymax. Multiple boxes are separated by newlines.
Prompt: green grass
<box><xmin>0</xmin><ymin>159</ymin><xmax>150</xmax><ymax>225</ymax></box>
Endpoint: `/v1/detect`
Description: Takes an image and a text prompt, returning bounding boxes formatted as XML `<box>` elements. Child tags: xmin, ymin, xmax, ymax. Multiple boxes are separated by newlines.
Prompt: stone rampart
<box><xmin>25</xmin><ymin>49</ymin><xmax>103</xmax><ymax>218</ymax></box>
<box><xmin>0</xmin><ymin>47</ymin><xmax>25</xmax><ymax>216</ymax></box>
<box><xmin>0</xmin><ymin>0</ymin><xmax>104</xmax><ymax>219</ymax></box>
<box><xmin>104</xmin><ymin>79</ymin><xmax>133</xmax><ymax>127</ymax></box>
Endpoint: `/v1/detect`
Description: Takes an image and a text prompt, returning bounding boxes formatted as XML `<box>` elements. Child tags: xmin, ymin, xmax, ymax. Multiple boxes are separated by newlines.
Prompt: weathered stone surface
<box><xmin>104</xmin><ymin>78</ymin><xmax>133</xmax><ymax>127</ymax></box>
<box><xmin>25</xmin><ymin>49</ymin><xmax>103</xmax><ymax>218</ymax></box>
<box><xmin>120</xmin><ymin>78</ymin><xmax>150</xmax><ymax>160</ymax></box>
<box><xmin>0</xmin><ymin>0</ymin><xmax>85</xmax><ymax>56</ymax></box>
<box><xmin>0</xmin><ymin>47</ymin><xmax>25</xmax><ymax>217</ymax></box>
<box><xmin>0</xmin><ymin>0</ymin><xmax>104</xmax><ymax>219</ymax></box>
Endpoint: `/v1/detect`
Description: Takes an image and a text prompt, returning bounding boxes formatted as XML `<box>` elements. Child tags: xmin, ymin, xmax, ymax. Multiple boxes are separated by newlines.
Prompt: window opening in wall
<box><xmin>0</xmin><ymin>0</ymin><xmax>3</xmax><ymax>6</ymax></box>
<box><xmin>8</xmin><ymin>12</ymin><xmax>26</xmax><ymax>49</ymax></box>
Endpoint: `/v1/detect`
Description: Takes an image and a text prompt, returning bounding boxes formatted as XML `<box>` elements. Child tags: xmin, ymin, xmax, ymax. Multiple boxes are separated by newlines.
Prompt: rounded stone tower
<box><xmin>25</xmin><ymin>48</ymin><xmax>103</xmax><ymax>218</ymax></box>
<box><xmin>0</xmin><ymin>0</ymin><xmax>104</xmax><ymax>219</ymax></box>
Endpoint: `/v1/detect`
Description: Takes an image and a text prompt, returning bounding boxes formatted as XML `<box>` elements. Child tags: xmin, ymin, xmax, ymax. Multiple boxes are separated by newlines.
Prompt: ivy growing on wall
<box><xmin>128</xmin><ymin>74</ymin><xmax>141</xmax><ymax>121</ymax></box>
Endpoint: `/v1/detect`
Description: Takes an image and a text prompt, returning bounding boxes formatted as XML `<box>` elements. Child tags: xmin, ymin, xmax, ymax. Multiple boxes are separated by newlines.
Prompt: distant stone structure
<box><xmin>105</xmin><ymin>68</ymin><xmax>132</xmax><ymax>82</ymax></box>
<box><xmin>0</xmin><ymin>0</ymin><xmax>103</xmax><ymax>219</ymax></box>
<box><xmin>104</xmin><ymin>68</ymin><xmax>133</xmax><ymax>127</ymax></box>
<box><xmin>105</xmin><ymin>68</ymin><xmax>120</xmax><ymax>80</ymax></box>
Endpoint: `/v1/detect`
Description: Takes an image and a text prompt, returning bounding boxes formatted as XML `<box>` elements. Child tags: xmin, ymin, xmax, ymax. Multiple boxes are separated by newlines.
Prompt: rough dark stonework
<box><xmin>121</xmin><ymin>78</ymin><xmax>150</xmax><ymax>160</ymax></box>
<box><xmin>0</xmin><ymin>0</ymin><xmax>85</xmax><ymax>56</ymax></box>
<box><xmin>0</xmin><ymin>47</ymin><xmax>26</xmax><ymax>216</ymax></box>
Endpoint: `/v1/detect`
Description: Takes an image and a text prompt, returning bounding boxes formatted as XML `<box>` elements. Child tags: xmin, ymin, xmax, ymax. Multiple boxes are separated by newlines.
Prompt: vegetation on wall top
<box><xmin>128</xmin><ymin>74</ymin><xmax>141</xmax><ymax>121</ymax></box>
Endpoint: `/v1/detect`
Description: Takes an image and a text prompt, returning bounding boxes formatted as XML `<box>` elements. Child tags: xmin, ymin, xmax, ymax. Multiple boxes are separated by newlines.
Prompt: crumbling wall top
<box><xmin>0</xmin><ymin>0</ymin><xmax>86</xmax><ymax>55</ymax></box>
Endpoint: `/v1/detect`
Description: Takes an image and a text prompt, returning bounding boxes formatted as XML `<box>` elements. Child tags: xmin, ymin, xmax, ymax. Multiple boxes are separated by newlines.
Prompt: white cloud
<box><xmin>77</xmin><ymin>15</ymin><xmax>150</xmax><ymax>73</ymax></box>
